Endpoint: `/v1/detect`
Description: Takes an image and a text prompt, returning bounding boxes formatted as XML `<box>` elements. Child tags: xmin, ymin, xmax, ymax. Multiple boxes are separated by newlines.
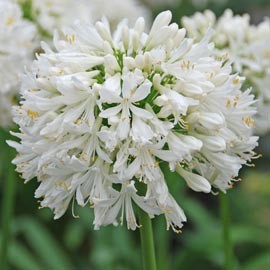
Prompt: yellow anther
<box><xmin>181</xmin><ymin>60</ymin><xmax>194</xmax><ymax>70</ymax></box>
<box><xmin>89</xmin><ymin>200</ymin><xmax>94</xmax><ymax>208</ymax></box>
<box><xmin>120</xmin><ymin>216</ymin><xmax>123</xmax><ymax>226</ymax></box>
<box><xmin>28</xmin><ymin>88</ymin><xmax>38</xmax><ymax>92</ymax></box>
<box><xmin>175</xmin><ymin>229</ymin><xmax>182</xmax><ymax>234</ymax></box>
<box><xmin>5</xmin><ymin>17</ymin><xmax>14</xmax><ymax>26</ymax></box>
<box><xmin>264</xmin><ymin>50</ymin><xmax>270</xmax><ymax>58</ymax></box>
<box><xmin>27</xmin><ymin>109</ymin><xmax>39</xmax><ymax>119</ymax></box>
<box><xmin>228</xmin><ymin>183</ymin><xmax>234</xmax><ymax>189</ymax></box>
<box><xmin>65</xmin><ymin>34</ymin><xmax>75</xmax><ymax>44</ymax></box>
<box><xmin>226</xmin><ymin>99</ymin><xmax>231</xmax><ymax>108</ymax></box>
<box><xmin>215</xmin><ymin>53</ymin><xmax>228</xmax><ymax>61</ymax></box>
<box><xmin>75</xmin><ymin>119</ymin><xmax>82</xmax><ymax>124</ymax></box>
<box><xmin>242</xmin><ymin>116</ymin><xmax>255</xmax><ymax>127</ymax></box>
<box><xmin>45</xmin><ymin>1</ymin><xmax>54</xmax><ymax>7</ymax></box>
<box><xmin>233</xmin><ymin>77</ymin><xmax>240</xmax><ymax>84</ymax></box>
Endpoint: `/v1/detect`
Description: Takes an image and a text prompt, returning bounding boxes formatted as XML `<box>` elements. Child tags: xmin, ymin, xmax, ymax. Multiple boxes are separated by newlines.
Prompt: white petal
<box><xmin>117</xmin><ymin>118</ymin><xmax>130</xmax><ymax>140</ymax></box>
<box><xmin>176</xmin><ymin>166</ymin><xmax>211</xmax><ymax>193</ymax></box>
<box><xmin>122</xmin><ymin>78</ymin><xmax>131</xmax><ymax>99</ymax></box>
<box><xmin>99</xmin><ymin>105</ymin><xmax>122</xmax><ymax>118</ymax></box>
<box><xmin>148</xmin><ymin>11</ymin><xmax>172</xmax><ymax>40</ymax></box>
<box><xmin>103</xmin><ymin>74</ymin><xmax>121</xmax><ymax>94</ymax></box>
<box><xmin>130</xmin><ymin>79</ymin><xmax>152</xmax><ymax>103</ymax></box>
<box><xmin>130</xmin><ymin>104</ymin><xmax>153</xmax><ymax>119</ymax></box>
<box><xmin>99</xmin><ymin>88</ymin><xmax>122</xmax><ymax>104</ymax></box>
<box><xmin>76</xmin><ymin>186</ymin><xmax>84</xmax><ymax>206</ymax></box>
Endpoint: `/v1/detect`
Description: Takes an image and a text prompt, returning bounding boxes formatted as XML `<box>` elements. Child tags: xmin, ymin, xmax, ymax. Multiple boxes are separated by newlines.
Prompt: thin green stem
<box><xmin>220</xmin><ymin>193</ymin><xmax>233</xmax><ymax>270</ymax></box>
<box><xmin>156</xmin><ymin>216</ymin><xmax>171</xmax><ymax>270</ymax></box>
<box><xmin>138</xmin><ymin>208</ymin><xmax>157</xmax><ymax>270</ymax></box>
<box><xmin>0</xmin><ymin>148</ymin><xmax>16</xmax><ymax>270</ymax></box>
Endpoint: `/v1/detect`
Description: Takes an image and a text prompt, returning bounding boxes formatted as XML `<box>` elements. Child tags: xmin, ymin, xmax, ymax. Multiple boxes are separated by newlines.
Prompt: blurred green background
<box><xmin>1</xmin><ymin>0</ymin><xmax>270</xmax><ymax>269</ymax></box>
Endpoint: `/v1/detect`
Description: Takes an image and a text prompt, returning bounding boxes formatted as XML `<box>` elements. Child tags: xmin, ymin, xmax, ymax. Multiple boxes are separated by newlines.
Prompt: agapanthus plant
<box><xmin>0</xmin><ymin>0</ymin><xmax>37</xmax><ymax>127</ymax></box>
<box><xmin>9</xmin><ymin>11</ymin><xmax>258</xmax><ymax>232</ymax></box>
<box><xmin>182</xmin><ymin>9</ymin><xmax>270</xmax><ymax>135</ymax></box>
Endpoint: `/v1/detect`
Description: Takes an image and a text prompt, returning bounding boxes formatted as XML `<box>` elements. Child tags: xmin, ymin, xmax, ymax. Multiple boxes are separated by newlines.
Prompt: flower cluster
<box><xmin>9</xmin><ymin>11</ymin><xmax>258</xmax><ymax>231</ymax></box>
<box><xmin>0</xmin><ymin>0</ymin><xmax>37</xmax><ymax>127</ymax></box>
<box><xmin>18</xmin><ymin>0</ymin><xmax>150</xmax><ymax>37</ymax></box>
<box><xmin>17</xmin><ymin>0</ymin><xmax>92</xmax><ymax>37</ymax></box>
<box><xmin>182</xmin><ymin>9</ymin><xmax>270</xmax><ymax>134</ymax></box>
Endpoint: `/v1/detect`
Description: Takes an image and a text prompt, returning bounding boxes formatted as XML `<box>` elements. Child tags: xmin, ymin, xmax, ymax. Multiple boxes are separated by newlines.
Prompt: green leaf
<box><xmin>182</xmin><ymin>198</ymin><xmax>218</xmax><ymax>231</ymax></box>
<box><xmin>15</xmin><ymin>217</ymin><xmax>73</xmax><ymax>270</ymax></box>
<box><xmin>243</xmin><ymin>251</ymin><xmax>270</xmax><ymax>270</ymax></box>
<box><xmin>9</xmin><ymin>240</ymin><xmax>43</xmax><ymax>270</ymax></box>
<box><xmin>231</xmin><ymin>225</ymin><xmax>270</xmax><ymax>245</ymax></box>
<box><xmin>64</xmin><ymin>221</ymin><xmax>85</xmax><ymax>250</ymax></box>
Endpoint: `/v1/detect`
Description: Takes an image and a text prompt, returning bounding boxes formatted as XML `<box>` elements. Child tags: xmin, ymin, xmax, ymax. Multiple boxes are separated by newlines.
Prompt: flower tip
<box><xmin>160</xmin><ymin>10</ymin><xmax>172</xmax><ymax>18</ymax></box>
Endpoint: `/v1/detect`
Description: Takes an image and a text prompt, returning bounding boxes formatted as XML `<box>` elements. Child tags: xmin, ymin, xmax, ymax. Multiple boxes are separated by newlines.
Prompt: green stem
<box><xmin>0</xmin><ymin>149</ymin><xmax>16</xmax><ymax>270</ymax></box>
<box><xmin>138</xmin><ymin>208</ymin><xmax>157</xmax><ymax>270</ymax></box>
<box><xmin>220</xmin><ymin>193</ymin><xmax>233</xmax><ymax>270</ymax></box>
<box><xmin>156</xmin><ymin>217</ymin><xmax>171</xmax><ymax>270</ymax></box>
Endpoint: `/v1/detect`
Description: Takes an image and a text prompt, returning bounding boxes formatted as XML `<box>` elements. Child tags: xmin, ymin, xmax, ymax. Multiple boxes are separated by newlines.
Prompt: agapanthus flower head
<box><xmin>9</xmin><ymin>11</ymin><xmax>258</xmax><ymax>232</ymax></box>
<box><xmin>182</xmin><ymin>9</ymin><xmax>270</xmax><ymax>134</ymax></box>
<box><xmin>18</xmin><ymin>0</ymin><xmax>150</xmax><ymax>37</ymax></box>
<box><xmin>17</xmin><ymin>0</ymin><xmax>92</xmax><ymax>37</ymax></box>
<box><xmin>0</xmin><ymin>0</ymin><xmax>37</xmax><ymax>127</ymax></box>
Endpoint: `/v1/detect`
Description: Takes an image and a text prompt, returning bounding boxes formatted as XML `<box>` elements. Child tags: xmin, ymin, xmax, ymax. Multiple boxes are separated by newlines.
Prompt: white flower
<box><xmin>9</xmin><ymin>11</ymin><xmax>258</xmax><ymax>231</ymax></box>
<box><xmin>182</xmin><ymin>9</ymin><xmax>270</xmax><ymax>135</ymax></box>
<box><xmin>93</xmin><ymin>181</ymin><xmax>160</xmax><ymax>230</ymax></box>
<box><xmin>17</xmin><ymin>0</ymin><xmax>90</xmax><ymax>36</ymax></box>
<box><xmin>99</xmin><ymin>71</ymin><xmax>153</xmax><ymax>140</ymax></box>
<box><xmin>0</xmin><ymin>0</ymin><xmax>37</xmax><ymax>127</ymax></box>
<box><xmin>87</xmin><ymin>0</ymin><xmax>151</xmax><ymax>29</ymax></box>
<box><xmin>18</xmin><ymin>0</ymin><xmax>151</xmax><ymax>38</ymax></box>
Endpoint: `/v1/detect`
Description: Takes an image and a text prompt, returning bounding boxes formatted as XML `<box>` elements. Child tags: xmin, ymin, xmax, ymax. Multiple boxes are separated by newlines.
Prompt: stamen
<box><xmin>5</xmin><ymin>17</ymin><xmax>14</xmax><ymax>26</ymax></box>
<box><xmin>27</xmin><ymin>109</ymin><xmax>39</xmax><ymax>119</ymax></box>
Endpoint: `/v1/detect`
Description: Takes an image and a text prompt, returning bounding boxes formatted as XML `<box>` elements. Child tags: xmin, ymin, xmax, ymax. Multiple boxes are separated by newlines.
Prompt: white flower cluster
<box><xmin>18</xmin><ymin>0</ymin><xmax>150</xmax><ymax>36</ymax></box>
<box><xmin>9</xmin><ymin>11</ymin><xmax>258</xmax><ymax>231</ymax></box>
<box><xmin>0</xmin><ymin>0</ymin><xmax>37</xmax><ymax>127</ymax></box>
<box><xmin>23</xmin><ymin>0</ymin><xmax>90</xmax><ymax>35</ymax></box>
<box><xmin>182</xmin><ymin>9</ymin><xmax>270</xmax><ymax>134</ymax></box>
